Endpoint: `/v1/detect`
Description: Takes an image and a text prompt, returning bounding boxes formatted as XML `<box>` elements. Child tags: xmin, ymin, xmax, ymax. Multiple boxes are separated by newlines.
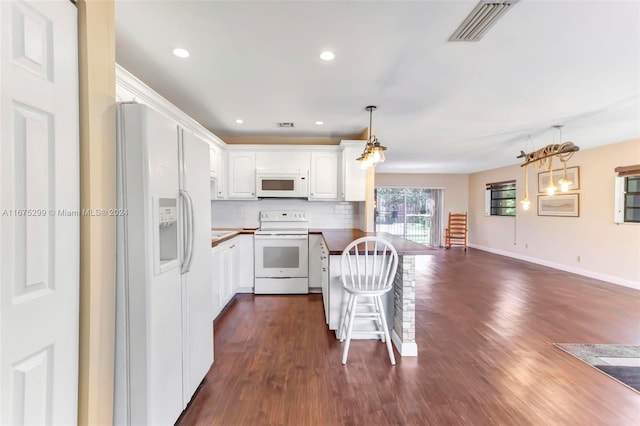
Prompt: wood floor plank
<box><xmin>178</xmin><ymin>248</ymin><xmax>640</xmax><ymax>425</ymax></box>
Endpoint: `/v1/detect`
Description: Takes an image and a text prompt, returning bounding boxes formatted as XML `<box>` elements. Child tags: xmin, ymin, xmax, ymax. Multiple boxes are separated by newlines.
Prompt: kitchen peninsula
<box><xmin>312</xmin><ymin>229</ymin><xmax>438</xmax><ymax>357</ymax></box>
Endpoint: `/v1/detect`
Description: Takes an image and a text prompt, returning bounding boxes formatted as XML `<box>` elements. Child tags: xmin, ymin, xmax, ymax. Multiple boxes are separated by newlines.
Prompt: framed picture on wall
<box><xmin>538</xmin><ymin>166</ymin><xmax>580</xmax><ymax>193</ymax></box>
<box><xmin>538</xmin><ymin>193</ymin><xmax>580</xmax><ymax>217</ymax></box>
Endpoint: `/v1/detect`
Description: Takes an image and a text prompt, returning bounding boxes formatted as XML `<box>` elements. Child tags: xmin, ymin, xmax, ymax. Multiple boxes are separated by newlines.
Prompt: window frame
<box><xmin>614</xmin><ymin>165</ymin><xmax>640</xmax><ymax>224</ymax></box>
<box><xmin>623</xmin><ymin>176</ymin><xmax>640</xmax><ymax>223</ymax></box>
<box><xmin>485</xmin><ymin>180</ymin><xmax>517</xmax><ymax>217</ymax></box>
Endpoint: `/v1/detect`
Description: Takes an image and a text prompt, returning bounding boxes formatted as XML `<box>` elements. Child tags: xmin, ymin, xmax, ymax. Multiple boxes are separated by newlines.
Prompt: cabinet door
<box><xmin>309</xmin><ymin>151</ymin><xmax>339</xmax><ymax>200</ymax></box>
<box><xmin>320</xmin><ymin>239</ymin><xmax>329</xmax><ymax>323</ymax></box>
<box><xmin>228</xmin><ymin>152</ymin><xmax>256</xmax><ymax>199</ymax></box>
<box><xmin>220</xmin><ymin>243</ymin><xmax>234</xmax><ymax>307</ymax></box>
<box><xmin>233</xmin><ymin>235</ymin><xmax>254</xmax><ymax>292</ymax></box>
<box><xmin>215</xmin><ymin>152</ymin><xmax>227</xmax><ymax>199</ymax></box>
<box><xmin>308</xmin><ymin>234</ymin><xmax>322</xmax><ymax>288</ymax></box>
<box><xmin>209</xmin><ymin>145</ymin><xmax>219</xmax><ymax>178</ymax></box>
<box><xmin>327</xmin><ymin>255</ymin><xmax>345</xmax><ymax>330</ymax></box>
<box><xmin>211</xmin><ymin>246</ymin><xmax>222</xmax><ymax>319</ymax></box>
<box><xmin>341</xmin><ymin>141</ymin><xmax>367</xmax><ymax>201</ymax></box>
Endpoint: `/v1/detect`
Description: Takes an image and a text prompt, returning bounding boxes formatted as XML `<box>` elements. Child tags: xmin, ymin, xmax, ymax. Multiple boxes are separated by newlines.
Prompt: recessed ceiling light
<box><xmin>315</xmin><ymin>121</ymin><xmax>324</xmax><ymax>125</ymax></box>
<box><xmin>235</xmin><ymin>119</ymin><xmax>243</xmax><ymax>124</ymax></box>
<box><xmin>319</xmin><ymin>51</ymin><xmax>335</xmax><ymax>61</ymax></box>
<box><xmin>172</xmin><ymin>48</ymin><xmax>190</xmax><ymax>58</ymax></box>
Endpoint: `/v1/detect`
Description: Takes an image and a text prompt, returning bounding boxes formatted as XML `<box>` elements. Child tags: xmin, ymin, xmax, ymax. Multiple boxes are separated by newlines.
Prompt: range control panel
<box><xmin>260</xmin><ymin>210</ymin><xmax>308</xmax><ymax>222</ymax></box>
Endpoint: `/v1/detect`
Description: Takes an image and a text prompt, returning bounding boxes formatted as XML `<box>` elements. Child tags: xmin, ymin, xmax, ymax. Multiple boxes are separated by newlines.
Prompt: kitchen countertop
<box><xmin>211</xmin><ymin>227</ymin><xmax>437</xmax><ymax>254</ymax></box>
<box><xmin>210</xmin><ymin>228</ymin><xmax>256</xmax><ymax>247</ymax></box>
<box><xmin>310</xmin><ymin>229</ymin><xmax>438</xmax><ymax>255</ymax></box>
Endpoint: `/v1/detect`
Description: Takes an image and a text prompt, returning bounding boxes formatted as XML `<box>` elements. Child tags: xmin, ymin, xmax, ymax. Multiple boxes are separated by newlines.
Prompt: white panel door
<box><xmin>310</xmin><ymin>151</ymin><xmax>339</xmax><ymax>200</ymax></box>
<box><xmin>179</xmin><ymin>130</ymin><xmax>214</xmax><ymax>405</ymax></box>
<box><xmin>227</xmin><ymin>152</ymin><xmax>256</xmax><ymax>199</ymax></box>
<box><xmin>0</xmin><ymin>1</ymin><xmax>79</xmax><ymax>424</ymax></box>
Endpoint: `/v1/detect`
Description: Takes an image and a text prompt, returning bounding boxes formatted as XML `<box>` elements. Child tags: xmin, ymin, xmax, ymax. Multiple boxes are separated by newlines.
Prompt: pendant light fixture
<box><xmin>517</xmin><ymin>125</ymin><xmax>579</xmax><ymax>208</ymax></box>
<box><xmin>356</xmin><ymin>105</ymin><xmax>387</xmax><ymax>169</ymax></box>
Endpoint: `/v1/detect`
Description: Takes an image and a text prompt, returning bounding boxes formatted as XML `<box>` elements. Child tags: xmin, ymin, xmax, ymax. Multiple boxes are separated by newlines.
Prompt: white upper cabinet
<box><xmin>209</xmin><ymin>145</ymin><xmax>219</xmax><ymax>178</ymax></box>
<box><xmin>210</xmin><ymin>146</ymin><xmax>227</xmax><ymax>200</ymax></box>
<box><xmin>309</xmin><ymin>151</ymin><xmax>340</xmax><ymax>200</ymax></box>
<box><xmin>227</xmin><ymin>151</ymin><xmax>256</xmax><ymax>199</ymax></box>
<box><xmin>218</xmin><ymin>153</ymin><xmax>227</xmax><ymax>199</ymax></box>
<box><xmin>340</xmin><ymin>140</ymin><xmax>367</xmax><ymax>201</ymax></box>
<box><xmin>256</xmin><ymin>150</ymin><xmax>310</xmax><ymax>172</ymax></box>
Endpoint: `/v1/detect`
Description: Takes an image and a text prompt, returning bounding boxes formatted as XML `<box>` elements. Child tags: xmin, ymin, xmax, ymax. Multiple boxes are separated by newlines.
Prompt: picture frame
<box><xmin>537</xmin><ymin>193</ymin><xmax>580</xmax><ymax>217</ymax></box>
<box><xmin>538</xmin><ymin>166</ymin><xmax>580</xmax><ymax>193</ymax></box>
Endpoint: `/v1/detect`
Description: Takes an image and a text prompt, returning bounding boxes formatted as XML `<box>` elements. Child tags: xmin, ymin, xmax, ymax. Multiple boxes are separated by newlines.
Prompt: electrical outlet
<box><xmin>576</xmin><ymin>255</ymin><xmax>581</xmax><ymax>263</ymax></box>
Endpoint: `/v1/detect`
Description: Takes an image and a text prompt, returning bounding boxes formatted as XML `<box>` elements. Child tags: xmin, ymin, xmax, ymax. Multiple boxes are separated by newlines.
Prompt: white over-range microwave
<box><xmin>255</xmin><ymin>171</ymin><xmax>308</xmax><ymax>198</ymax></box>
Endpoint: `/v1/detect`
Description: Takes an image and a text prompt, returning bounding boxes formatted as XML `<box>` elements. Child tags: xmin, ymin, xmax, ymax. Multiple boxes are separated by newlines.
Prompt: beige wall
<box><xmin>78</xmin><ymin>1</ymin><xmax>116</xmax><ymax>425</ymax></box>
<box><xmin>375</xmin><ymin>173</ymin><xmax>470</xmax><ymax>217</ymax></box>
<box><xmin>469</xmin><ymin>139</ymin><xmax>640</xmax><ymax>288</ymax></box>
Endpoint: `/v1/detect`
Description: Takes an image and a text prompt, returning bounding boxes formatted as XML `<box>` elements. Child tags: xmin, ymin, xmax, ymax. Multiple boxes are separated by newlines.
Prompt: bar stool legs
<box><xmin>340</xmin><ymin>293</ymin><xmax>396</xmax><ymax>365</ymax></box>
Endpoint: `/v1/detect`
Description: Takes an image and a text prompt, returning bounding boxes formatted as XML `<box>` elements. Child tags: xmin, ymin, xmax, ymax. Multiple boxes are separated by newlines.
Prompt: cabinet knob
<box><xmin>311</xmin><ymin>193</ymin><xmax>314</xmax><ymax>196</ymax></box>
<box><xmin>251</xmin><ymin>193</ymin><xmax>254</xmax><ymax>196</ymax></box>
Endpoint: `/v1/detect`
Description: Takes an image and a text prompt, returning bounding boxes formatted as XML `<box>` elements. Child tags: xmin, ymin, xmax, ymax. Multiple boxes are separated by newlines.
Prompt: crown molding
<box><xmin>115</xmin><ymin>64</ymin><xmax>226</xmax><ymax>149</ymax></box>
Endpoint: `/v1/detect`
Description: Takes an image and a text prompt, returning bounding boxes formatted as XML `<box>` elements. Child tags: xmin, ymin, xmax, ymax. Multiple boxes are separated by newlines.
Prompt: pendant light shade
<box><xmin>356</xmin><ymin>106</ymin><xmax>387</xmax><ymax>168</ymax></box>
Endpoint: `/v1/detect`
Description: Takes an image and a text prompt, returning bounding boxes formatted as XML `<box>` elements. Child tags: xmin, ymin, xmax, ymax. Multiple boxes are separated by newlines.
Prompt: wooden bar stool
<box><xmin>338</xmin><ymin>237</ymin><xmax>398</xmax><ymax>365</ymax></box>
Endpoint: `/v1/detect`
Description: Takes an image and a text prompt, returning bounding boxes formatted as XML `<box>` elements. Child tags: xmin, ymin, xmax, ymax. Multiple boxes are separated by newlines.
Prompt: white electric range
<box><xmin>254</xmin><ymin>210</ymin><xmax>309</xmax><ymax>294</ymax></box>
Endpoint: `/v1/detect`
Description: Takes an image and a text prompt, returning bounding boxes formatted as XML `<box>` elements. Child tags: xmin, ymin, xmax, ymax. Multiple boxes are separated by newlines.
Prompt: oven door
<box><xmin>254</xmin><ymin>234</ymin><xmax>309</xmax><ymax>278</ymax></box>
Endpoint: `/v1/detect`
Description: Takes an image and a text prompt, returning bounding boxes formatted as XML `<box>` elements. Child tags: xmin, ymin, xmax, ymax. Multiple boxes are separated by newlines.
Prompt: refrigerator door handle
<box><xmin>180</xmin><ymin>190</ymin><xmax>195</xmax><ymax>274</ymax></box>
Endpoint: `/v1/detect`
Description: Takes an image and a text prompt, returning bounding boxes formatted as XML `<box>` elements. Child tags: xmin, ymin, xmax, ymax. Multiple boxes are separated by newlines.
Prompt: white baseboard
<box><xmin>467</xmin><ymin>243</ymin><xmax>640</xmax><ymax>291</ymax></box>
<box><xmin>235</xmin><ymin>287</ymin><xmax>254</xmax><ymax>294</ymax></box>
<box><xmin>391</xmin><ymin>329</ymin><xmax>418</xmax><ymax>357</ymax></box>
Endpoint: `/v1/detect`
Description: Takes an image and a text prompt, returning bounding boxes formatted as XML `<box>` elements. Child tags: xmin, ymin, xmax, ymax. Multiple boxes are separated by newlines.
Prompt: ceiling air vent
<box><xmin>276</xmin><ymin>122</ymin><xmax>295</xmax><ymax>128</ymax></box>
<box><xmin>449</xmin><ymin>1</ymin><xmax>518</xmax><ymax>42</ymax></box>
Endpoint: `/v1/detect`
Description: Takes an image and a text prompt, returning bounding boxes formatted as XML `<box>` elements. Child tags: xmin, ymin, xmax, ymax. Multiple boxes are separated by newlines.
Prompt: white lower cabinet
<box><xmin>320</xmin><ymin>240</ymin><xmax>329</xmax><ymax>324</ymax></box>
<box><xmin>220</xmin><ymin>242</ymin><xmax>235</xmax><ymax>307</ymax></box>
<box><xmin>309</xmin><ymin>234</ymin><xmax>330</xmax><ymax>323</ymax></box>
<box><xmin>211</xmin><ymin>240</ymin><xmax>235</xmax><ymax>319</ymax></box>
<box><xmin>233</xmin><ymin>234</ymin><xmax>254</xmax><ymax>293</ymax></box>
<box><xmin>309</xmin><ymin>234</ymin><xmax>322</xmax><ymax>290</ymax></box>
<box><xmin>211</xmin><ymin>246</ymin><xmax>222</xmax><ymax>318</ymax></box>
<box><xmin>212</xmin><ymin>234</ymin><xmax>254</xmax><ymax>319</ymax></box>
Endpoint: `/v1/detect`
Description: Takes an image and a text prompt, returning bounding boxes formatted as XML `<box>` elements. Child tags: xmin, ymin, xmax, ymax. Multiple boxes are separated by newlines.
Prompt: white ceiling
<box><xmin>115</xmin><ymin>0</ymin><xmax>640</xmax><ymax>173</ymax></box>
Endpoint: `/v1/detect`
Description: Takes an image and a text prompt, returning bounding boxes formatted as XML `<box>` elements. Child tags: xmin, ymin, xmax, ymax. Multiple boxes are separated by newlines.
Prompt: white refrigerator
<box><xmin>114</xmin><ymin>103</ymin><xmax>213</xmax><ymax>425</ymax></box>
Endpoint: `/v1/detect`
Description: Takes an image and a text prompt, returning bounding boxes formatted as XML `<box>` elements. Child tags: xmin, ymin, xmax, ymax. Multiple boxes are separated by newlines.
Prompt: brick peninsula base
<box><xmin>392</xmin><ymin>255</ymin><xmax>417</xmax><ymax>356</ymax></box>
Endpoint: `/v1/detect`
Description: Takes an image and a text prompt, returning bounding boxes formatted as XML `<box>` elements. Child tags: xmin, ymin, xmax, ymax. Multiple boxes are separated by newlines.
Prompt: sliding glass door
<box><xmin>374</xmin><ymin>188</ymin><xmax>443</xmax><ymax>247</ymax></box>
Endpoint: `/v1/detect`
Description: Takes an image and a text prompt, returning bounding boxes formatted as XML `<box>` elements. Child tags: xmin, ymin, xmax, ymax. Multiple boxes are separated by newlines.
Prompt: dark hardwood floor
<box><xmin>178</xmin><ymin>248</ymin><xmax>640</xmax><ymax>425</ymax></box>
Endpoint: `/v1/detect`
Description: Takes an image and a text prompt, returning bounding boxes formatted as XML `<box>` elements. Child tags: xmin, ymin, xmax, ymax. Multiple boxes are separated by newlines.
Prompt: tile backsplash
<box><xmin>211</xmin><ymin>199</ymin><xmax>360</xmax><ymax>229</ymax></box>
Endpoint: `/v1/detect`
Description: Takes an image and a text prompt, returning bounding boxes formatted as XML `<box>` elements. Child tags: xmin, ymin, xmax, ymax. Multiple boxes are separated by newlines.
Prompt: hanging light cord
<box><xmin>368</xmin><ymin>107</ymin><xmax>373</xmax><ymax>142</ymax></box>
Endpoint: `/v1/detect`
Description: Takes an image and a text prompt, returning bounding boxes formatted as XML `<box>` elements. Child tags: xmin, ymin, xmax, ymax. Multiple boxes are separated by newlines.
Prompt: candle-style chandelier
<box><xmin>517</xmin><ymin>125</ymin><xmax>579</xmax><ymax>210</ymax></box>
<box><xmin>356</xmin><ymin>105</ymin><xmax>387</xmax><ymax>169</ymax></box>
